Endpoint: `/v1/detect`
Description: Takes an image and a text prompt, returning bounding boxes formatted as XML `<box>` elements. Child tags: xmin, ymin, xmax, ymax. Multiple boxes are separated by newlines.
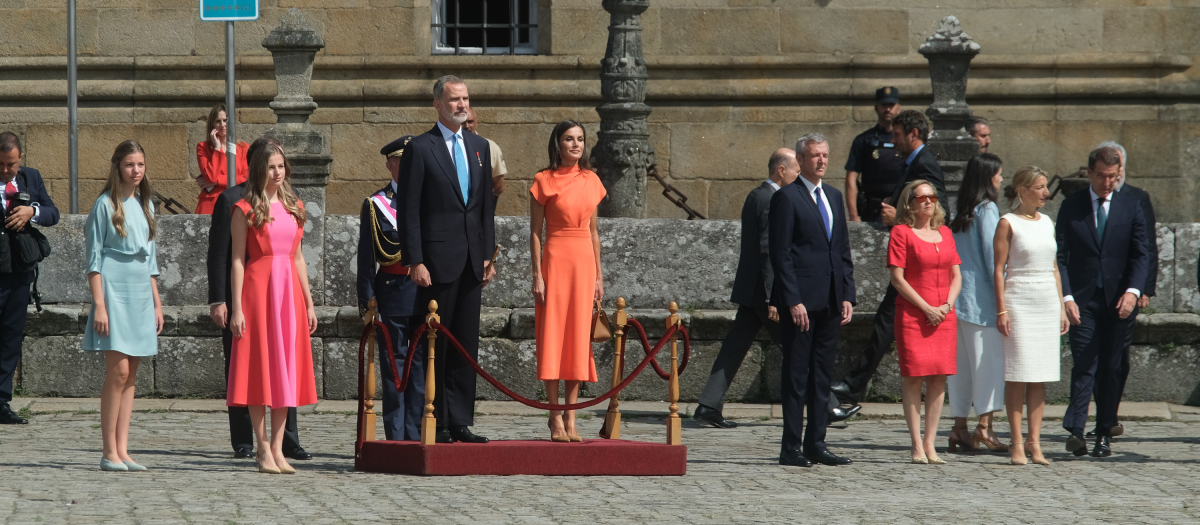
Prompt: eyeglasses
<box><xmin>910</xmin><ymin>194</ymin><xmax>939</xmax><ymax>204</ymax></box>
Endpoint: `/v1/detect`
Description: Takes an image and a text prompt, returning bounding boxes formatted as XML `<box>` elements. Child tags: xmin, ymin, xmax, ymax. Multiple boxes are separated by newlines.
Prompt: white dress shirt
<box><xmin>436</xmin><ymin>121</ymin><xmax>468</xmax><ymax>167</ymax></box>
<box><xmin>1063</xmin><ymin>186</ymin><xmax>1140</xmax><ymax>303</ymax></box>
<box><xmin>765</xmin><ymin>179</ymin><xmax>780</xmax><ymax>191</ymax></box>
<box><xmin>798</xmin><ymin>176</ymin><xmax>833</xmax><ymax>232</ymax></box>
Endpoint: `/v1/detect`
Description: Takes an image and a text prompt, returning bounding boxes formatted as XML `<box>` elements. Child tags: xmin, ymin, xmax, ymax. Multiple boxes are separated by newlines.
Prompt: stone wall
<box><xmin>17</xmin><ymin>214</ymin><xmax>1200</xmax><ymax>405</ymax></box>
<box><xmin>1</xmin><ymin>1</ymin><xmax>1198</xmax><ymax>221</ymax></box>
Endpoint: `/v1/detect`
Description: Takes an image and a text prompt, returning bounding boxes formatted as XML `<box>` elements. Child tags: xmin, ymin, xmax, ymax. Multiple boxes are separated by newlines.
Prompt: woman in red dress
<box><xmin>227</xmin><ymin>138</ymin><xmax>317</xmax><ymax>474</ymax></box>
<box><xmin>888</xmin><ymin>180</ymin><xmax>962</xmax><ymax>465</ymax></box>
<box><xmin>195</xmin><ymin>104</ymin><xmax>249</xmax><ymax>214</ymax></box>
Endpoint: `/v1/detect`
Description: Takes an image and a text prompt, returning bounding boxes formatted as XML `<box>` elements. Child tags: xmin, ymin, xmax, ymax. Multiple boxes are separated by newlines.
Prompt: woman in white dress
<box><xmin>993</xmin><ymin>166</ymin><xmax>1069</xmax><ymax>466</ymax></box>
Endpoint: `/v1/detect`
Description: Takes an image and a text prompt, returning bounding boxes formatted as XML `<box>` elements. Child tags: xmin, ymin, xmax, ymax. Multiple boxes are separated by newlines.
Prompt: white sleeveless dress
<box><xmin>1000</xmin><ymin>213</ymin><xmax>1062</xmax><ymax>383</ymax></box>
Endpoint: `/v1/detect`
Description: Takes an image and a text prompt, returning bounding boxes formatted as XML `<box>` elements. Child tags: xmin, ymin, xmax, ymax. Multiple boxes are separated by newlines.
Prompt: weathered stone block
<box><xmin>908</xmin><ymin>9</ymin><xmax>1103</xmax><ymax>55</ymax></box>
<box><xmin>98</xmin><ymin>9</ymin><xmax>198</xmax><ymax>56</ymax></box>
<box><xmin>1174</xmin><ymin>223</ymin><xmax>1200</xmax><ymax>313</ymax></box>
<box><xmin>1128</xmin><ymin>344</ymin><xmax>1200</xmax><ymax>404</ymax></box>
<box><xmin>508</xmin><ymin>308</ymin><xmax>535</xmax><ymax>339</ymax></box>
<box><xmin>1151</xmin><ymin>224</ymin><xmax>1175</xmax><ymax>312</ymax></box>
<box><xmin>314</xmin><ymin>306</ymin><xmax>341</xmax><ymax>338</ymax></box>
<box><xmin>0</xmin><ymin>8</ymin><xmax>98</xmax><ymax>56</ymax></box>
<box><xmin>155</xmin><ymin>215</ymin><xmax>212</xmax><ymax>306</ymax></box>
<box><xmin>475</xmin><ymin>338</ymin><xmax>541</xmax><ymax>401</ymax></box>
<box><xmin>479</xmin><ymin>307</ymin><xmax>510</xmax><ymax>338</ymax></box>
<box><xmin>1143</xmin><ymin>314</ymin><xmax>1200</xmax><ymax>345</ymax></box>
<box><xmin>1102</xmin><ymin>8</ymin><xmax>1165</xmax><ymax>53</ymax></box>
<box><xmin>40</xmin><ymin>214</ymin><xmax>89</xmax><ymax>304</ymax></box>
<box><xmin>166</xmin><ymin>306</ymin><xmax>223</xmax><ymax>337</ymax></box>
<box><xmin>154</xmin><ymin>337</ymin><xmax>226</xmax><ymax>397</ymax></box>
<box><xmin>296</xmin><ymin>186</ymin><xmax>326</xmax><ymax>306</ymax></box>
<box><xmin>320</xmin><ymin>7</ymin><xmax>414</xmax><ymax>56</ymax></box>
<box><xmin>659</xmin><ymin>9</ymin><xmax>779</xmax><ymax>56</ymax></box>
<box><xmin>21</xmin><ymin>336</ymin><xmax>153</xmax><ymax>397</ymax></box>
<box><xmin>667</xmin><ymin>123</ymin><xmax>786</xmax><ymax>181</ymax></box>
<box><xmin>780</xmin><ymin>9</ymin><xmax>908</xmax><ymax>55</ymax></box>
<box><xmin>549</xmin><ymin>8</ymin><xmax>609</xmax><ymax>56</ymax></box>
<box><xmin>322</xmin><ymin>337</ymin><xmax>382</xmax><ymax>400</ymax></box>
<box><xmin>703</xmin><ymin>180</ymin><xmax>757</xmax><ymax>222</ymax></box>
<box><xmin>24</xmin><ymin>305</ymin><xmax>88</xmax><ymax>336</ymax></box>
<box><xmin>323</xmin><ymin>213</ymin><xmax>360</xmax><ymax>307</ymax></box>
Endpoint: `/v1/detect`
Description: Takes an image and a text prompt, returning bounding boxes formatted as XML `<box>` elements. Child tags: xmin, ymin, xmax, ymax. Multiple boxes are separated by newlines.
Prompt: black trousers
<box><xmin>841</xmin><ymin>284</ymin><xmax>899</xmax><ymax>395</ymax></box>
<box><xmin>779</xmin><ymin>296</ymin><xmax>841</xmax><ymax>455</ymax></box>
<box><xmin>415</xmin><ymin>261</ymin><xmax>483</xmax><ymax>428</ymax></box>
<box><xmin>223</xmin><ymin>327</ymin><xmax>300</xmax><ymax>452</ymax></box>
<box><xmin>377</xmin><ymin>313</ymin><xmax>425</xmax><ymax>441</ymax></box>
<box><xmin>0</xmin><ymin>272</ymin><xmax>29</xmax><ymax>403</ymax></box>
<box><xmin>1063</xmin><ymin>292</ymin><xmax>1136</xmax><ymax>437</ymax></box>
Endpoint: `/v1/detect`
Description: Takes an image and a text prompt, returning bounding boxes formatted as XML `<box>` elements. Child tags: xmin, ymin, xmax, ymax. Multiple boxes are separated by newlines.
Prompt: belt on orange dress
<box><xmin>380</xmin><ymin>263</ymin><xmax>409</xmax><ymax>275</ymax></box>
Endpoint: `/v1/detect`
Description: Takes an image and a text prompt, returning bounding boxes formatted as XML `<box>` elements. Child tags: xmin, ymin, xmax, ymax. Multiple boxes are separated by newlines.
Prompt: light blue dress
<box><xmin>83</xmin><ymin>193</ymin><xmax>159</xmax><ymax>356</ymax></box>
<box><xmin>953</xmin><ymin>201</ymin><xmax>1000</xmax><ymax>325</ymax></box>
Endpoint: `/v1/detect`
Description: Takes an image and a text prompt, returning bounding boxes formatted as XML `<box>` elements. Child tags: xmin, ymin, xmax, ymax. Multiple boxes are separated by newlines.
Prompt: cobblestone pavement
<box><xmin>2</xmin><ymin>406</ymin><xmax>1200</xmax><ymax>524</ymax></box>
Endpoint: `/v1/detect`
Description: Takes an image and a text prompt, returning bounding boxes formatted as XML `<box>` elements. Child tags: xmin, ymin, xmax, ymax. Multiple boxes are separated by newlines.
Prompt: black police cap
<box><xmin>875</xmin><ymin>86</ymin><xmax>900</xmax><ymax>104</ymax></box>
<box><xmin>380</xmin><ymin>135</ymin><xmax>417</xmax><ymax>158</ymax></box>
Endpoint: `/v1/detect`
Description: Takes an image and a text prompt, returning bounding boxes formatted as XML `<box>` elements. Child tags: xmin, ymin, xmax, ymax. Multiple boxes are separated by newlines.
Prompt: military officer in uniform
<box><xmin>844</xmin><ymin>87</ymin><xmax>906</xmax><ymax>223</ymax></box>
<box><xmin>357</xmin><ymin>135</ymin><xmax>424</xmax><ymax>441</ymax></box>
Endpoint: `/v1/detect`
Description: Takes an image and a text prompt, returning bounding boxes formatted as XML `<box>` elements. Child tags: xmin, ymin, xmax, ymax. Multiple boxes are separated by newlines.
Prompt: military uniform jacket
<box><xmin>357</xmin><ymin>182</ymin><xmax>419</xmax><ymax>318</ymax></box>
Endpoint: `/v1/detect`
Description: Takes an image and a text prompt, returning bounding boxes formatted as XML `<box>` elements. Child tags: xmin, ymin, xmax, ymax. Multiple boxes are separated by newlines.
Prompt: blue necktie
<box><xmin>815</xmin><ymin>187</ymin><xmax>831</xmax><ymax>241</ymax></box>
<box><xmin>452</xmin><ymin>134</ymin><xmax>469</xmax><ymax>204</ymax></box>
<box><xmin>1096</xmin><ymin>196</ymin><xmax>1107</xmax><ymax>287</ymax></box>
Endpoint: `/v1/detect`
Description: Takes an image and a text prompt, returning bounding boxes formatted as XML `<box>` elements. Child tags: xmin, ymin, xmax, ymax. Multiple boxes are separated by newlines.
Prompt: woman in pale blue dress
<box><xmin>83</xmin><ymin>140</ymin><xmax>164</xmax><ymax>472</ymax></box>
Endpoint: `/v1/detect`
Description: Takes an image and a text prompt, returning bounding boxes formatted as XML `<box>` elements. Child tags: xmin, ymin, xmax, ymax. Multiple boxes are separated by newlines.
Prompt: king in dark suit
<box><xmin>357</xmin><ymin>135</ymin><xmax>423</xmax><ymax>441</ymax></box>
<box><xmin>398</xmin><ymin>75</ymin><xmax>497</xmax><ymax>444</ymax></box>
<box><xmin>1057</xmin><ymin>146</ymin><xmax>1150</xmax><ymax>458</ymax></box>
<box><xmin>206</xmin><ymin>137</ymin><xmax>307</xmax><ymax>459</ymax></box>
<box><xmin>769</xmin><ymin>134</ymin><xmax>856</xmax><ymax>468</ymax></box>
<box><xmin>0</xmin><ymin>132</ymin><xmax>58</xmax><ymax>425</ymax></box>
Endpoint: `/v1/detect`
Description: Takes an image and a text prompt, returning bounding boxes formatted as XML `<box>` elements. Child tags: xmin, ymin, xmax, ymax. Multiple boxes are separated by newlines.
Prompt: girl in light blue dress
<box><xmin>83</xmin><ymin>140</ymin><xmax>164</xmax><ymax>472</ymax></box>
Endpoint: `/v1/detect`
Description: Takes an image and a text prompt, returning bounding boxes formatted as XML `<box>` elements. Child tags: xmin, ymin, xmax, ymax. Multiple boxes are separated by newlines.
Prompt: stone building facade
<box><xmin>2</xmin><ymin>0</ymin><xmax>1199</xmax><ymax>220</ymax></box>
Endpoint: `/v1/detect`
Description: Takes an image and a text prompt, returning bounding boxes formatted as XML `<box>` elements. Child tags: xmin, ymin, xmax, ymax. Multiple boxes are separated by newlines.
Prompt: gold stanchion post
<box><xmin>362</xmin><ymin>298</ymin><xmax>379</xmax><ymax>442</ymax></box>
<box><xmin>665</xmin><ymin>301</ymin><xmax>682</xmax><ymax>445</ymax></box>
<box><xmin>601</xmin><ymin>297</ymin><xmax>628</xmax><ymax>439</ymax></box>
<box><xmin>420</xmin><ymin>300</ymin><xmax>440</xmax><ymax>445</ymax></box>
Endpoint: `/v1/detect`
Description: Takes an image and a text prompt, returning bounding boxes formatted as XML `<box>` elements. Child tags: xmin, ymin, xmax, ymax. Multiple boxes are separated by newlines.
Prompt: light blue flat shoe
<box><xmin>122</xmin><ymin>460</ymin><xmax>147</xmax><ymax>471</ymax></box>
<box><xmin>100</xmin><ymin>458</ymin><xmax>129</xmax><ymax>471</ymax></box>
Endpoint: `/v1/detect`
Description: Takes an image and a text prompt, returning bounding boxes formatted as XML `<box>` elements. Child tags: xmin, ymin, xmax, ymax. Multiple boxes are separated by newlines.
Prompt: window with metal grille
<box><xmin>432</xmin><ymin>0</ymin><xmax>538</xmax><ymax>55</ymax></box>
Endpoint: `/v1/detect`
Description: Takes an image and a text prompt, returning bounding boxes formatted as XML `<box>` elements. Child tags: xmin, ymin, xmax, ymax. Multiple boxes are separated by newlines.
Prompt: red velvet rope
<box><xmin>355</xmin><ymin>317</ymin><xmax>418</xmax><ymax>455</ymax></box>
<box><xmin>625</xmin><ymin>318</ymin><xmax>691</xmax><ymax>380</ymax></box>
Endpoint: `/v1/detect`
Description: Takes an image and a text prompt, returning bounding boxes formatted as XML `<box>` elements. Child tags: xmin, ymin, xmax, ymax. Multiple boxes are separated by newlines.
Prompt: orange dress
<box><xmin>226</xmin><ymin>200</ymin><xmax>318</xmax><ymax>408</ymax></box>
<box><xmin>531</xmin><ymin>166</ymin><xmax>606</xmax><ymax>382</ymax></box>
<box><xmin>195</xmin><ymin>141</ymin><xmax>249</xmax><ymax>214</ymax></box>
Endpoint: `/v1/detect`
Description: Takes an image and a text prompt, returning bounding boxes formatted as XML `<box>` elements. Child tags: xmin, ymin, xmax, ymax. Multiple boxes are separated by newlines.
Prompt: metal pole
<box><xmin>225</xmin><ymin>21</ymin><xmax>236</xmax><ymax>189</ymax></box>
<box><xmin>67</xmin><ymin>0</ymin><xmax>78</xmax><ymax>213</ymax></box>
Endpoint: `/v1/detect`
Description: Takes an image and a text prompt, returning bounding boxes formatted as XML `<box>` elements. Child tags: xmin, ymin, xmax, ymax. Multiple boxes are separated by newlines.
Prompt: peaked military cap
<box><xmin>381</xmin><ymin>135</ymin><xmax>417</xmax><ymax>158</ymax></box>
<box><xmin>875</xmin><ymin>86</ymin><xmax>900</xmax><ymax>104</ymax></box>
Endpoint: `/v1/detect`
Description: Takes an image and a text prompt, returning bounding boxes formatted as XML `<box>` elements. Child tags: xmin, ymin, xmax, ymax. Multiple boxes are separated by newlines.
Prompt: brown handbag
<box><xmin>591</xmin><ymin>300</ymin><xmax>613</xmax><ymax>342</ymax></box>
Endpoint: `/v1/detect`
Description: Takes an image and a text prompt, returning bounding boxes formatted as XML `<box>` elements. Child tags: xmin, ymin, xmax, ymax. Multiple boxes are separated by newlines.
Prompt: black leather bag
<box><xmin>10</xmin><ymin>224</ymin><xmax>49</xmax><ymax>273</ymax></box>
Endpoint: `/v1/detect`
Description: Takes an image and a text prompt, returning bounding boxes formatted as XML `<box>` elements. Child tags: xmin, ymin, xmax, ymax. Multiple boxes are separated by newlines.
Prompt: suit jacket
<box><xmin>398</xmin><ymin>124</ymin><xmax>496</xmax><ymax>284</ymax></box>
<box><xmin>730</xmin><ymin>182</ymin><xmax>777</xmax><ymax>307</ymax></box>
<box><xmin>1120</xmin><ymin>183</ymin><xmax>1157</xmax><ymax>296</ymax></box>
<box><xmin>768</xmin><ymin>181</ymin><xmax>856</xmax><ymax>310</ymax></box>
<box><xmin>10</xmin><ymin>167</ymin><xmax>59</xmax><ymax>227</ymax></box>
<box><xmin>206</xmin><ymin>183</ymin><xmax>245</xmax><ymax>305</ymax></box>
<box><xmin>888</xmin><ymin>145</ymin><xmax>948</xmax><ymax>214</ymax></box>
<box><xmin>1055</xmin><ymin>186</ymin><xmax>1150</xmax><ymax>309</ymax></box>
<box><xmin>357</xmin><ymin>183</ymin><xmax>419</xmax><ymax>317</ymax></box>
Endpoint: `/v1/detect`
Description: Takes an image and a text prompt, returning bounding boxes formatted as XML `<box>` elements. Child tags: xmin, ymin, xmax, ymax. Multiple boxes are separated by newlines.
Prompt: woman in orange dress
<box><xmin>195</xmin><ymin>104</ymin><xmax>249</xmax><ymax>214</ymax></box>
<box><xmin>227</xmin><ymin>138</ymin><xmax>318</xmax><ymax>474</ymax></box>
<box><xmin>530</xmin><ymin>120</ymin><xmax>606</xmax><ymax>442</ymax></box>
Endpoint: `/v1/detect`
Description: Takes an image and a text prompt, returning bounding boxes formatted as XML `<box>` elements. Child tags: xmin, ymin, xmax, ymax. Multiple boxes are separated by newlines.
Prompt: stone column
<box><xmin>262</xmin><ymin>8</ymin><xmax>333</xmax><ymax>305</ymax></box>
<box><xmin>919</xmin><ymin>15</ymin><xmax>981</xmax><ymax>208</ymax></box>
<box><xmin>591</xmin><ymin>0</ymin><xmax>657</xmax><ymax>219</ymax></box>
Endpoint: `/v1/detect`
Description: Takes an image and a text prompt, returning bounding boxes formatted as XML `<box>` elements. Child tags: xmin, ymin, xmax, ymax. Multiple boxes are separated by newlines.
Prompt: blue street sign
<box><xmin>199</xmin><ymin>0</ymin><xmax>259</xmax><ymax>21</ymax></box>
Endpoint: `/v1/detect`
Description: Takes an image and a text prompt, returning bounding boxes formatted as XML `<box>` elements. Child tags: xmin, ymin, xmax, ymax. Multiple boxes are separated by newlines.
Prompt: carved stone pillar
<box><xmin>919</xmin><ymin>15</ymin><xmax>981</xmax><ymax>207</ymax></box>
<box><xmin>262</xmin><ymin>8</ymin><xmax>332</xmax><ymax>304</ymax></box>
<box><xmin>591</xmin><ymin>0</ymin><xmax>656</xmax><ymax>219</ymax></box>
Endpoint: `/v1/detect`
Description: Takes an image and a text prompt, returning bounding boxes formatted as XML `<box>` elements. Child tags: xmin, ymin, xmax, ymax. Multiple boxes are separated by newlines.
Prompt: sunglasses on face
<box><xmin>910</xmin><ymin>194</ymin><xmax>938</xmax><ymax>204</ymax></box>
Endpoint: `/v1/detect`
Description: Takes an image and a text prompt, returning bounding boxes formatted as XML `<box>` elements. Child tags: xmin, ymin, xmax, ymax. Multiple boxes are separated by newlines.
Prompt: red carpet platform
<box><xmin>355</xmin><ymin>439</ymin><xmax>687</xmax><ymax>476</ymax></box>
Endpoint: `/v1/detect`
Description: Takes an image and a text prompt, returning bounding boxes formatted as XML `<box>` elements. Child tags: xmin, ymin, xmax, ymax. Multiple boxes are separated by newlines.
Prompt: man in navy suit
<box><xmin>399</xmin><ymin>75</ymin><xmax>497</xmax><ymax>444</ymax></box>
<box><xmin>0</xmin><ymin>131</ymin><xmax>59</xmax><ymax>425</ymax></box>
<box><xmin>1057</xmin><ymin>146</ymin><xmax>1150</xmax><ymax>458</ymax></box>
<box><xmin>357</xmin><ymin>135</ymin><xmax>423</xmax><ymax>441</ymax></box>
<box><xmin>770</xmin><ymin>133</ymin><xmax>856</xmax><ymax>467</ymax></box>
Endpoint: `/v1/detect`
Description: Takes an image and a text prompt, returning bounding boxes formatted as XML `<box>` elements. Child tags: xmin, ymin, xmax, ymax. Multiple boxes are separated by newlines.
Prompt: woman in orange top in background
<box><xmin>530</xmin><ymin>120</ymin><xmax>606</xmax><ymax>443</ymax></box>
<box><xmin>195</xmin><ymin>104</ymin><xmax>249</xmax><ymax>214</ymax></box>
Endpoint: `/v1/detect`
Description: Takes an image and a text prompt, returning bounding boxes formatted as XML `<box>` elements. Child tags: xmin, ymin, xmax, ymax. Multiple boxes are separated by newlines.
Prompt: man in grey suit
<box><xmin>694</xmin><ymin>148</ymin><xmax>861</xmax><ymax>428</ymax></box>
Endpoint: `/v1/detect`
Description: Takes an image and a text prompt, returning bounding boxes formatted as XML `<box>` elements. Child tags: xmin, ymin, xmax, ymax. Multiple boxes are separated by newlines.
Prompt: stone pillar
<box><xmin>919</xmin><ymin>15</ymin><xmax>981</xmax><ymax>208</ymax></box>
<box><xmin>591</xmin><ymin>0</ymin><xmax>656</xmax><ymax>219</ymax></box>
<box><xmin>262</xmin><ymin>8</ymin><xmax>332</xmax><ymax>305</ymax></box>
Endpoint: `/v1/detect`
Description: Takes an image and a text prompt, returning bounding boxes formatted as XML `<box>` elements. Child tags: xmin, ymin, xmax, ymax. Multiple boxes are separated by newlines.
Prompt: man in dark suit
<box><xmin>399</xmin><ymin>75</ymin><xmax>497</xmax><ymax>444</ymax></box>
<box><xmin>357</xmin><ymin>135</ymin><xmax>423</xmax><ymax>441</ymax></box>
<box><xmin>832</xmin><ymin>110</ymin><xmax>950</xmax><ymax>404</ymax></box>
<box><xmin>770</xmin><ymin>133</ymin><xmax>856</xmax><ymax>468</ymax></box>
<box><xmin>1058</xmin><ymin>146</ymin><xmax>1150</xmax><ymax>458</ymax></box>
<box><xmin>0</xmin><ymin>131</ymin><xmax>58</xmax><ymax>425</ymax></box>
<box><xmin>694</xmin><ymin>149</ymin><xmax>860</xmax><ymax>429</ymax></box>
<box><xmin>206</xmin><ymin>137</ymin><xmax>308</xmax><ymax>459</ymax></box>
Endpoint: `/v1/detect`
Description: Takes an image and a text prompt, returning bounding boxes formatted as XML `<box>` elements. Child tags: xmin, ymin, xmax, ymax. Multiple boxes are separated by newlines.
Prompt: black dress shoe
<box><xmin>0</xmin><ymin>403</ymin><xmax>28</xmax><ymax>425</ymax></box>
<box><xmin>693</xmin><ymin>405</ymin><xmax>738</xmax><ymax>429</ymax></box>
<box><xmin>233</xmin><ymin>448</ymin><xmax>255</xmax><ymax>459</ymax></box>
<box><xmin>449</xmin><ymin>426</ymin><xmax>489</xmax><ymax>443</ymax></box>
<box><xmin>284</xmin><ymin>447</ymin><xmax>313</xmax><ymax>460</ymax></box>
<box><xmin>806</xmin><ymin>450</ymin><xmax>852</xmax><ymax>466</ymax></box>
<box><xmin>829</xmin><ymin>404</ymin><xmax>862</xmax><ymax>423</ymax></box>
<box><xmin>435</xmin><ymin>428</ymin><xmax>454</xmax><ymax>443</ymax></box>
<box><xmin>830</xmin><ymin>381</ymin><xmax>859</xmax><ymax>405</ymax></box>
<box><xmin>1066</xmin><ymin>432</ymin><xmax>1089</xmax><ymax>457</ymax></box>
<box><xmin>1087</xmin><ymin>424</ymin><xmax>1124</xmax><ymax>439</ymax></box>
<box><xmin>779</xmin><ymin>449</ymin><xmax>813</xmax><ymax>467</ymax></box>
<box><xmin>1090</xmin><ymin>435</ymin><xmax>1112</xmax><ymax>458</ymax></box>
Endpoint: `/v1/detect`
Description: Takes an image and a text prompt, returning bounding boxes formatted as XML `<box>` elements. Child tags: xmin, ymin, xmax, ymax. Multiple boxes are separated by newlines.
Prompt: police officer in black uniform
<box><xmin>357</xmin><ymin>135</ymin><xmax>424</xmax><ymax>441</ymax></box>
<box><xmin>844</xmin><ymin>87</ymin><xmax>905</xmax><ymax>223</ymax></box>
